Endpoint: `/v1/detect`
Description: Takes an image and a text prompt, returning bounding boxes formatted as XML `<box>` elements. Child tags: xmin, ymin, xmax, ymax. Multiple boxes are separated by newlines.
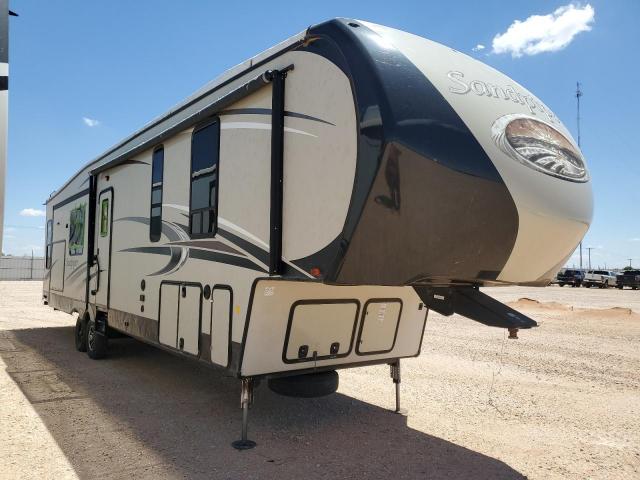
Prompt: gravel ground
<box><xmin>0</xmin><ymin>281</ymin><xmax>639</xmax><ymax>479</ymax></box>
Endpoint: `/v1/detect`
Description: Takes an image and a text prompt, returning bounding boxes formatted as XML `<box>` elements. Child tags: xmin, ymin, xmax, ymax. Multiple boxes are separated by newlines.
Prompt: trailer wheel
<box><xmin>75</xmin><ymin>316</ymin><xmax>88</xmax><ymax>352</ymax></box>
<box><xmin>559</xmin><ymin>283</ymin><xmax>565</xmax><ymax>287</ymax></box>
<box><xmin>268</xmin><ymin>371</ymin><xmax>339</xmax><ymax>398</ymax></box>
<box><xmin>86</xmin><ymin>319</ymin><xmax>108</xmax><ymax>359</ymax></box>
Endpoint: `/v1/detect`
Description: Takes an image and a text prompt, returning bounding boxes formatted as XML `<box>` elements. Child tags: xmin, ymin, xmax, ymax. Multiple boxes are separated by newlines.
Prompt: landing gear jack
<box><xmin>390</xmin><ymin>360</ymin><xmax>407</xmax><ymax>415</ymax></box>
<box><xmin>232</xmin><ymin>378</ymin><xmax>257</xmax><ymax>450</ymax></box>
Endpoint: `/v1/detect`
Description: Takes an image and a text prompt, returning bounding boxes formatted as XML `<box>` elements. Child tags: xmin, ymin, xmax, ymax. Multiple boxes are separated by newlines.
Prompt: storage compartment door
<box><xmin>177</xmin><ymin>285</ymin><xmax>201</xmax><ymax>355</ymax></box>
<box><xmin>159</xmin><ymin>284</ymin><xmax>179</xmax><ymax>348</ymax></box>
<box><xmin>50</xmin><ymin>242</ymin><xmax>66</xmax><ymax>292</ymax></box>
<box><xmin>284</xmin><ymin>301</ymin><xmax>359</xmax><ymax>363</ymax></box>
<box><xmin>357</xmin><ymin>300</ymin><xmax>402</xmax><ymax>355</ymax></box>
<box><xmin>211</xmin><ymin>287</ymin><xmax>231</xmax><ymax>367</ymax></box>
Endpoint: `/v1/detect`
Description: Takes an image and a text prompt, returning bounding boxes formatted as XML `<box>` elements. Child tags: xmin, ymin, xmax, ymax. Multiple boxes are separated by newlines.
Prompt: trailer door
<box><xmin>177</xmin><ymin>284</ymin><xmax>201</xmax><ymax>355</ymax></box>
<box><xmin>91</xmin><ymin>189</ymin><xmax>113</xmax><ymax>308</ymax></box>
<box><xmin>210</xmin><ymin>286</ymin><xmax>232</xmax><ymax>367</ymax></box>
<box><xmin>159</xmin><ymin>283</ymin><xmax>179</xmax><ymax>348</ymax></box>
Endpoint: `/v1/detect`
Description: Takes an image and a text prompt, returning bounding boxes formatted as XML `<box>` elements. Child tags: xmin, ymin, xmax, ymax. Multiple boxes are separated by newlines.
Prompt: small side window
<box><xmin>45</xmin><ymin>219</ymin><xmax>53</xmax><ymax>268</ymax></box>
<box><xmin>190</xmin><ymin>120</ymin><xmax>219</xmax><ymax>238</ymax></box>
<box><xmin>150</xmin><ymin>147</ymin><xmax>164</xmax><ymax>242</ymax></box>
<box><xmin>69</xmin><ymin>203</ymin><xmax>86</xmax><ymax>256</ymax></box>
<box><xmin>100</xmin><ymin>198</ymin><xmax>109</xmax><ymax>237</ymax></box>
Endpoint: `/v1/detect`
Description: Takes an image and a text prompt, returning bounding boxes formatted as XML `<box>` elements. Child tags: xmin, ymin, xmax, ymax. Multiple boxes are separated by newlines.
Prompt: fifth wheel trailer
<box><xmin>43</xmin><ymin>18</ymin><xmax>592</xmax><ymax>448</ymax></box>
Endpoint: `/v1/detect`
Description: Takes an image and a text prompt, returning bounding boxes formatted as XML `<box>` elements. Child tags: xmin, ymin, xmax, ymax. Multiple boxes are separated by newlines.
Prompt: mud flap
<box><xmin>414</xmin><ymin>286</ymin><xmax>537</xmax><ymax>329</ymax></box>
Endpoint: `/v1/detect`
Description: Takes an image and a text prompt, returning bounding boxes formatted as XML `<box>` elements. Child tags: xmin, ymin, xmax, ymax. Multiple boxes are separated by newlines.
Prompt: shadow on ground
<box><xmin>1</xmin><ymin>326</ymin><xmax>526</xmax><ymax>479</ymax></box>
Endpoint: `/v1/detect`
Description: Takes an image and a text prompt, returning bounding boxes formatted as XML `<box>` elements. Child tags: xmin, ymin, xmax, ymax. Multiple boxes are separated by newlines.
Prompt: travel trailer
<box><xmin>43</xmin><ymin>18</ymin><xmax>593</xmax><ymax>449</ymax></box>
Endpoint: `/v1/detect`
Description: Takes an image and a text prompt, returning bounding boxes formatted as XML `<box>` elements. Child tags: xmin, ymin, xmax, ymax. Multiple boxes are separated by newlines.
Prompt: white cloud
<box><xmin>629</xmin><ymin>238</ymin><xmax>640</xmax><ymax>242</ymax></box>
<box><xmin>492</xmin><ymin>3</ymin><xmax>595</xmax><ymax>57</ymax></box>
<box><xmin>19</xmin><ymin>208</ymin><xmax>46</xmax><ymax>217</ymax></box>
<box><xmin>472</xmin><ymin>44</ymin><xmax>485</xmax><ymax>52</ymax></box>
<box><xmin>83</xmin><ymin>117</ymin><xmax>100</xmax><ymax>127</ymax></box>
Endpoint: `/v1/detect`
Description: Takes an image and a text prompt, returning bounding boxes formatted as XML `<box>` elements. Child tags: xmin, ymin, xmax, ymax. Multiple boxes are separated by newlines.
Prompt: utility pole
<box><xmin>576</xmin><ymin>82</ymin><xmax>583</xmax><ymax>270</ymax></box>
<box><xmin>0</xmin><ymin>1</ymin><xmax>16</xmax><ymax>255</ymax></box>
<box><xmin>586</xmin><ymin>247</ymin><xmax>593</xmax><ymax>270</ymax></box>
<box><xmin>629</xmin><ymin>258</ymin><xmax>633</xmax><ymax>268</ymax></box>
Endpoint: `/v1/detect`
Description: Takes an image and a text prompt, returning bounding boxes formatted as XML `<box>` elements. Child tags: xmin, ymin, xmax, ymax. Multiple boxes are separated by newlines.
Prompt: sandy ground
<box><xmin>0</xmin><ymin>282</ymin><xmax>639</xmax><ymax>480</ymax></box>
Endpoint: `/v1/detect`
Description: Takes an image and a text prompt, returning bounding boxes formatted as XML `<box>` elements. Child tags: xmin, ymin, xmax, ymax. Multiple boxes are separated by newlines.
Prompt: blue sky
<box><xmin>3</xmin><ymin>1</ymin><xmax>639</xmax><ymax>268</ymax></box>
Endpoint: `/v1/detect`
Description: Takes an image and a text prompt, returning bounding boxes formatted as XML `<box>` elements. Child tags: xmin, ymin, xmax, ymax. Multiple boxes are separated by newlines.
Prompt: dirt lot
<box><xmin>1</xmin><ymin>281</ymin><xmax>639</xmax><ymax>479</ymax></box>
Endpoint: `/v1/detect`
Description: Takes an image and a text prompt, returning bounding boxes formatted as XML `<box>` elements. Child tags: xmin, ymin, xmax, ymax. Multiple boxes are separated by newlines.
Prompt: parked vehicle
<box><xmin>42</xmin><ymin>18</ymin><xmax>592</xmax><ymax>448</ymax></box>
<box><xmin>583</xmin><ymin>270</ymin><xmax>616</xmax><ymax>288</ymax></box>
<box><xmin>616</xmin><ymin>270</ymin><xmax>640</xmax><ymax>290</ymax></box>
<box><xmin>556</xmin><ymin>269</ymin><xmax>584</xmax><ymax>287</ymax></box>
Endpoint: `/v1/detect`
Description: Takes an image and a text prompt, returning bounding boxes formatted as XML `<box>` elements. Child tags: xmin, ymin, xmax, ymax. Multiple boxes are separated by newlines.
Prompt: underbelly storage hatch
<box><xmin>283</xmin><ymin>300</ymin><xmax>359</xmax><ymax>363</ymax></box>
<box><xmin>356</xmin><ymin>299</ymin><xmax>402</xmax><ymax>355</ymax></box>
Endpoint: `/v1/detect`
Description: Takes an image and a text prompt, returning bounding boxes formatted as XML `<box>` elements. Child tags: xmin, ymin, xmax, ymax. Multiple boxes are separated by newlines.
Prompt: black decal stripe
<box><xmin>161</xmin><ymin>222</ymin><xmax>182</xmax><ymax>242</ymax></box>
<box><xmin>167</xmin><ymin>240</ymin><xmax>242</xmax><ymax>256</ymax></box>
<box><xmin>119</xmin><ymin>246</ymin><xmax>172</xmax><ymax>255</ymax></box>
<box><xmin>52</xmin><ymin>188</ymin><xmax>90</xmax><ymax>211</ymax></box>
<box><xmin>217</xmin><ymin>227</ymin><xmax>270</xmax><ymax>266</ymax></box>
<box><xmin>115</xmin><ymin>216</ymin><xmax>149</xmax><ymax>225</ymax></box>
<box><xmin>65</xmin><ymin>261</ymin><xmax>87</xmax><ymax>279</ymax></box>
<box><xmin>149</xmin><ymin>248</ymin><xmax>183</xmax><ymax>276</ymax></box>
<box><xmin>175</xmin><ymin>222</ymin><xmax>190</xmax><ymax>235</ymax></box>
<box><xmin>0</xmin><ymin>76</ymin><xmax>7</xmax><ymax>91</ymax></box>
<box><xmin>219</xmin><ymin>108</ymin><xmax>335</xmax><ymax>126</ymax></box>
<box><xmin>120</xmin><ymin>159</ymin><xmax>150</xmax><ymax>166</ymax></box>
<box><xmin>188</xmin><ymin>249</ymin><xmax>267</xmax><ymax>273</ymax></box>
<box><xmin>67</xmin><ymin>266</ymin><xmax>89</xmax><ymax>282</ymax></box>
<box><xmin>176</xmin><ymin>222</ymin><xmax>269</xmax><ymax>270</ymax></box>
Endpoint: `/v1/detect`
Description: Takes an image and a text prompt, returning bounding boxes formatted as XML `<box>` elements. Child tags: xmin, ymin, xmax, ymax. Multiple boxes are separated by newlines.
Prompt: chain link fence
<box><xmin>0</xmin><ymin>255</ymin><xmax>45</xmax><ymax>280</ymax></box>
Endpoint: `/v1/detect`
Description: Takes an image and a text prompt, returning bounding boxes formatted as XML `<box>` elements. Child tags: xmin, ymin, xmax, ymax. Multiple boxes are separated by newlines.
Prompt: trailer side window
<box><xmin>69</xmin><ymin>203</ymin><xmax>86</xmax><ymax>256</ymax></box>
<box><xmin>150</xmin><ymin>147</ymin><xmax>164</xmax><ymax>242</ymax></box>
<box><xmin>45</xmin><ymin>219</ymin><xmax>53</xmax><ymax>268</ymax></box>
<box><xmin>190</xmin><ymin>119</ymin><xmax>220</xmax><ymax>238</ymax></box>
<box><xmin>100</xmin><ymin>198</ymin><xmax>109</xmax><ymax>237</ymax></box>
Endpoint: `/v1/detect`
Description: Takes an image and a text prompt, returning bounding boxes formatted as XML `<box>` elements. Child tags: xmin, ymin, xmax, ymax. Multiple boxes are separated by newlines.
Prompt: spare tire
<box><xmin>268</xmin><ymin>371</ymin><xmax>338</xmax><ymax>398</ymax></box>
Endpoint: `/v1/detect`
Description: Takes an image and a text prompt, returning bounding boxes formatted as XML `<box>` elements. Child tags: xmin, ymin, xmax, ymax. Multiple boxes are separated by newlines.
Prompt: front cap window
<box><xmin>492</xmin><ymin>114</ymin><xmax>588</xmax><ymax>182</ymax></box>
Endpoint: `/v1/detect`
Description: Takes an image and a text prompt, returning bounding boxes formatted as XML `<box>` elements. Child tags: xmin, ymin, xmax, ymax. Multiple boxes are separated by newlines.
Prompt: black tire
<box><xmin>86</xmin><ymin>319</ymin><xmax>108</xmax><ymax>359</ymax></box>
<box><xmin>75</xmin><ymin>316</ymin><xmax>88</xmax><ymax>352</ymax></box>
<box><xmin>559</xmin><ymin>283</ymin><xmax>565</xmax><ymax>287</ymax></box>
<box><xmin>268</xmin><ymin>371</ymin><xmax>339</xmax><ymax>398</ymax></box>
<box><xmin>106</xmin><ymin>327</ymin><xmax>127</xmax><ymax>339</ymax></box>
<box><xmin>617</xmin><ymin>285</ymin><xmax>623</xmax><ymax>290</ymax></box>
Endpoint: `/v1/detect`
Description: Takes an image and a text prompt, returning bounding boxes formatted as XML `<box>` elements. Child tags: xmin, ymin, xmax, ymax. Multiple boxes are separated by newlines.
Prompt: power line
<box><xmin>576</xmin><ymin>81</ymin><xmax>583</xmax><ymax>270</ymax></box>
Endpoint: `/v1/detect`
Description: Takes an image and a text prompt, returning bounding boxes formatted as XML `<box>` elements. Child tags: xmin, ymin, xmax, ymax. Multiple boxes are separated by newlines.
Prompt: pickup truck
<box><xmin>555</xmin><ymin>269</ymin><xmax>585</xmax><ymax>287</ymax></box>
<box><xmin>616</xmin><ymin>270</ymin><xmax>640</xmax><ymax>290</ymax></box>
<box><xmin>583</xmin><ymin>270</ymin><xmax>617</xmax><ymax>288</ymax></box>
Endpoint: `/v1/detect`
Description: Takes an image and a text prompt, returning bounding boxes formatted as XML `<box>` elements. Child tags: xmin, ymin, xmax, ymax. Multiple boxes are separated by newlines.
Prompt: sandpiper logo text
<box><xmin>447</xmin><ymin>71</ymin><xmax>557</xmax><ymax>124</ymax></box>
